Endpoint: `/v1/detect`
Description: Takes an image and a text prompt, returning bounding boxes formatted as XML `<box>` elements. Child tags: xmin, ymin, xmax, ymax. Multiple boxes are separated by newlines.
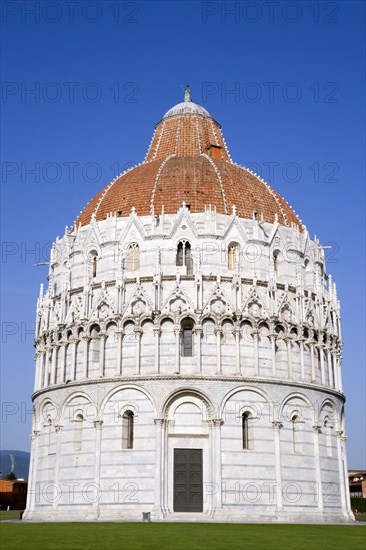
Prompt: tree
<box><xmin>3</xmin><ymin>472</ymin><xmax>16</xmax><ymax>480</ymax></box>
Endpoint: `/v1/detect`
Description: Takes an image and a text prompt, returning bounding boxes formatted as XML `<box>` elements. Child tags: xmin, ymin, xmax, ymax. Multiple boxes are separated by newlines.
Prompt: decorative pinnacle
<box><xmin>184</xmin><ymin>85</ymin><xmax>191</xmax><ymax>102</ymax></box>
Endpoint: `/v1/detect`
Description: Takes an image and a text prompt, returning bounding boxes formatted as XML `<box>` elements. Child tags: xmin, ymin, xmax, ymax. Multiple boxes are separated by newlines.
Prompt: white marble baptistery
<box><xmin>24</xmin><ymin>91</ymin><xmax>353</xmax><ymax>523</ymax></box>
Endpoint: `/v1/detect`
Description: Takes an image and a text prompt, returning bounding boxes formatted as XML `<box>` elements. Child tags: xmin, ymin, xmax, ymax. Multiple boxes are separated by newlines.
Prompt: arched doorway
<box><xmin>162</xmin><ymin>391</ymin><xmax>214</xmax><ymax>516</ymax></box>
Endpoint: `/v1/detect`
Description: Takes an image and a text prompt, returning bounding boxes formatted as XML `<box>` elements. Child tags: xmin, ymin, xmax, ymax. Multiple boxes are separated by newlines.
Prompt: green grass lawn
<box><xmin>0</xmin><ymin>523</ymin><xmax>365</xmax><ymax>550</ymax></box>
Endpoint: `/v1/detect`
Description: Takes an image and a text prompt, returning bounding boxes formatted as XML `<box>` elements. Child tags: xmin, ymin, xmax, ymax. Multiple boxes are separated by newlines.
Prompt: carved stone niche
<box><xmin>306</xmin><ymin>312</ymin><xmax>314</xmax><ymax>327</ymax></box>
<box><xmin>210</xmin><ymin>298</ymin><xmax>226</xmax><ymax>317</ymax></box>
<box><xmin>281</xmin><ymin>305</ymin><xmax>292</xmax><ymax>323</ymax></box>
<box><xmin>248</xmin><ymin>301</ymin><xmax>262</xmax><ymax>319</ymax></box>
<box><xmin>97</xmin><ymin>300</ymin><xmax>112</xmax><ymax>319</ymax></box>
<box><xmin>131</xmin><ymin>298</ymin><xmax>146</xmax><ymax>318</ymax></box>
<box><xmin>170</xmin><ymin>297</ymin><xmax>188</xmax><ymax>315</ymax></box>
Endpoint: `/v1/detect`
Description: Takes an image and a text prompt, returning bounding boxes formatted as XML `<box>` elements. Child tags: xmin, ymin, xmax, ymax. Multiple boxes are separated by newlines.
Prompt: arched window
<box><xmin>176</xmin><ymin>241</ymin><xmax>193</xmax><ymax>275</ymax></box>
<box><xmin>242</xmin><ymin>412</ymin><xmax>252</xmax><ymax>450</ymax></box>
<box><xmin>181</xmin><ymin>318</ymin><xmax>194</xmax><ymax>357</ymax></box>
<box><xmin>228</xmin><ymin>242</ymin><xmax>238</xmax><ymax>270</ymax></box>
<box><xmin>45</xmin><ymin>415</ymin><xmax>53</xmax><ymax>449</ymax></box>
<box><xmin>291</xmin><ymin>414</ymin><xmax>301</xmax><ymax>453</ymax></box>
<box><xmin>126</xmin><ymin>243</ymin><xmax>140</xmax><ymax>271</ymax></box>
<box><xmin>122</xmin><ymin>411</ymin><xmax>134</xmax><ymax>449</ymax></box>
<box><xmin>273</xmin><ymin>251</ymin><xmax>279</xmax><ymax>274</ymax></box>
<box><xmin>74</xmin><ymin>413</ymin><xmax>84</xmax><ymax>452</ymax></box>
<box><xmin>324</xmin><ymin>417</ymin><xmax>333</xmax><ymax>457</ymax></box>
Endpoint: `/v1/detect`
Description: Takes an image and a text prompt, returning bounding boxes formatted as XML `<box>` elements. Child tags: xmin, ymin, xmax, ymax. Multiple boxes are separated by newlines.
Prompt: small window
<box><xmin>242</xmin><ymin>412</ymin><xmax>251</xmax><ymax>450</ymax></box>
<box><xmin>181</xmin><ymin>319</ymin><xmax>194</xmax><ymax>357</ymax></box>
<box><xmin>45</xmin><ymin>416</ymin><xmax>53</xmax><ymax>448</ymax></box>
<box><xmin>74</xmin><ymin>414</ymin><xmax>84</xmax><ymax>453</ymax></box>
<box><xmin>324</xmin><ymin>418</ymin><xmax>333</xmax><ymax>457</ymax></box>
<box><xmin>291</xmin><ymin>414</ymin><xmax>301</xmax><ymax>453</ymax></box>
<box><xmin>126</xmin><ymin>243</ymin><xmax>140</xmax><ymax>271</ymax></box>
<box><xmin>176</xmin><ymin>241</ymin><xmax>193</xmax><ymax>275</ymax></box>
<box><xmin>88</xmin><ymin>251</ymin><xmax>98</xmax><ymax>278</ymax></box>
<box><xmin>273</xmin><ymin>251</ymin><xmax>279</xmax><ymax>273</ymax></box>
<box><xmin>122</xmin><ymin>411</ymin><xmax>134</xmax><ymax>449</ymax></box>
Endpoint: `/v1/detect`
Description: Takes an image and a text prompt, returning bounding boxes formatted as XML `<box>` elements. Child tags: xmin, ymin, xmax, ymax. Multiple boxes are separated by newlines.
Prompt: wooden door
<box><xmin>174</xmin><ymin>448</ymin><xmax>203</xmax><ymax>512</ymax></box>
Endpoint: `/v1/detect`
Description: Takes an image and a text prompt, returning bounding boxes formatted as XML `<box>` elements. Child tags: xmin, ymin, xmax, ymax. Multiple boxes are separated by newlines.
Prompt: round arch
<box><xmin>220</xmin><ymin>385</ymin><xmax>273</xmax><ymax>419</ymax></box>
<box><xmin>161</xmin><ymin>387</ymin><xmax>214</xmax><ymax>419</ymax></box>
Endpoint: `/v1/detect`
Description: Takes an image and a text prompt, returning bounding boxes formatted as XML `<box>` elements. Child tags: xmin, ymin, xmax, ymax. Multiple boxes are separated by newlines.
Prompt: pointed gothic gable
<box><xmin>277</xmin><ymin>291</ymin><xmax>297</xmax><ymax>324</ymax></box>
<box><xmin>83</xmin><ymin>214</ymin><xmax>103</xmax><ymax>254</ymax></box>
<box><xmin>65</xmin><ymin>295</ymin><xmax>84</xmax><ymax>324</ymax></box>
<box><xmin>302</xmin><ymin>233</ymin><xmax>316</xmax><ymax>263</ymax></box>
<box><xmin>161</xmin><ymin>282</ymin><xmax>195</xmax><ymax>318</ymax></box>
<box><xmin>304</xmin><ymin>297</ymin><xmax>318</xmax><ymax>329</ymax></box>
<box><xmin>221</xmin><ymin>215</ymin><xmax>248</xmax><ymax>243</ymax></box>
<box><xmin>90</xmin><ymin>285</ymin><xmax>117</xmax><ymax>321</ymax></box>
<box><xmin>321</xmin><ymin>303</ymin><xmax>334</xmax><ymax>332</ymax></box>
<box><xmin>167</xmin><ymin>205</ymin><xmax>198</xmax><ymax>240</ymax></box>
<box><xmin>203</xmin><ymin>282</ymin><xmax>234</xmax><ymax>318</ymax></box>
<box><xmin>123</xmin><ymin>283</ymin><xmax>154</xmax><ymax>320</ymax></box>
<box><xmin>50</xmin><ymin>301</ymin><xmax>62</xmax><ymax>327</ymax></box>
<box><xmin>117</xmin><ymin>211</ymin><xmax>146</xmax><ymax>248</ymax></box>
<box><xmin>242</xmin><ymin>285</ymin><xmax>268</xmax><ymax>319</ymax></box>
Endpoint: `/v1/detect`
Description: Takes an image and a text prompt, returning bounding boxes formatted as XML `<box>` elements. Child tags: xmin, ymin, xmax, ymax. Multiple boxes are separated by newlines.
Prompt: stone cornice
<box><xmin>32</xmin><ymin>374</ymin><xmax>346</xmax><ymax>403</ymax></box>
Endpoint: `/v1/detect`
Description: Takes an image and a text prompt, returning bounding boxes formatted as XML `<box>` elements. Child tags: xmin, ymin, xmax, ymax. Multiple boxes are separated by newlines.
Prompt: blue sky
<box><xmin>1</xmin><ymin>1</ymin><xmax>365</xmax><ymax>469</ymax></box>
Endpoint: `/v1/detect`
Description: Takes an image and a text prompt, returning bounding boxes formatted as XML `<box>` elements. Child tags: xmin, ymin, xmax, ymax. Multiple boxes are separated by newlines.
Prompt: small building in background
<box><xmin>348</xmin><ymin>471</ymin><xmax>366</xmax><ymax>498</ymax></box>
<box><xmin>0</xmin><ymin>480</ymin><xmax>28</xmax><ymax>510</ymax></box>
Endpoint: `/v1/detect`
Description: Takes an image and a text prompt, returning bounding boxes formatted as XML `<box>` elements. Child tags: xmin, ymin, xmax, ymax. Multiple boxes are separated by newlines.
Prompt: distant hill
<box><xmin>0</xmin><ymin>451</ymin><xmax>30</xmax><ymax>480</ymax></box>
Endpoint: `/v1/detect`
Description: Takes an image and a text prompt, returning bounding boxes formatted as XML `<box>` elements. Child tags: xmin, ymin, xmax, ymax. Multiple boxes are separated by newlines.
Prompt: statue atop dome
<box><xmin>184</xmin><ymin>85</ymin><xmax>191</xmax><ymax>102</ymax></box>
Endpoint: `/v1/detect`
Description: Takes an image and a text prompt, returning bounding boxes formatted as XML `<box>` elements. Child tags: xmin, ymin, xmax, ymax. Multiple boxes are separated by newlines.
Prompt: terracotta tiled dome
<box><xmin>75</xmin><ymin>89</ymin><xmax>302</xmax><ymax>230</ymax></box>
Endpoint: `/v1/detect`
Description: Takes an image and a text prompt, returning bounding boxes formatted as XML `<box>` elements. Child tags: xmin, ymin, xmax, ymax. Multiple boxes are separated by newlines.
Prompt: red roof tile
<box><xmin>74</xmin><ymin>99</ymin><xmax>302</xmax><ymax>231</ymax></box>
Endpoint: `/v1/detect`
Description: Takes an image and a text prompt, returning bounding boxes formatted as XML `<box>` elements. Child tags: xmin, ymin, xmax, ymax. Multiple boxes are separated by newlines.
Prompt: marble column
<box><xmin>153</xmin><ymin>327</ymin><xmax>161</xmax><ymax>373</ymax></box>
<box><xmin>60</xmin><ymin>343</ymin><xmax>67</xmax><ymax>383</ymax></box>
<box><xmin>194</xmin><ymin>326</ymin><xmax>202</xmax><ymax>373</ymax></box>
<box><xmin>312</xmin><ymin>424</ymin><xmax>324</xmax><ymax>511</ymax></box>
<box><xmin>50</xmin><ymin>345</ymin><xmax>57</xmax><ymax>385</ymax></box>
<box><xmin>26</xmin><ymin>430</ymin><xmax>41</xmax><ymax>513</ymax></box>
<box><xmin>310</xmin><ymin>343</ymin><xmax>315</xmax><ymax>382</ymax></box>
<box><xmin>215</xmin><ymin>327</ymin><xmax>222</xmax><ymax>374</ymax></box>
<box><xmin>299</xmin><ymin>338</ymin><xmax>305</xmax><ymax>380</ymax></box>
<box><xmin>331</xmin><ymin>350</ymin><xmax>338</xmax><ymax>391</ymax></box>
<box><xmin>82</xmin><ymin>336</ymin><xmax>90</xmax><ymax>378</ymax></box>
<box><xmin>99</xmin><ymin>333</ymin><xmax>107</xmax><ymax>377</ymax></box>
<box><xmin>272</xmin><ymin>421</ymin><xmax>283</xmax><ymax>511</ymax></box>
<box><xmin>39</xmin><ymin>350</ymin><xmax>46</xmax><ymax>389</ymax></box>
<box><xmin>340</xmin><ymin>434</ymin><xmax>352</xmax><ymax>515</ymax></box>
<box><xmin>134</xmin><ymin>327</ymin><xmax>142</xmax><ymax>375</ymax></box>
<box><xmin>234</xmin><ymin>328</ymin><xmax>241</xmax><ymax>375</ymax></box>
<box><xmin>253</xmin><ymin>330</ymin><xmax>259</xmax><ymax>376</ymax></box>
<box><xmin>285</xmin><ymin>337</ymin><xmax>293</xmax><ymax>379</ymax></box>
<box><xmin>70</xmin><ymin>339</ymin><xmax>77</xmax><ymax>380</ymax></box>
<box><xmin>270</xmin><ymin>334</ymin><xmax>276</xmax><ymax>377</ymax></box>
<box><xmin>174</xmin><ymin>326</ymin><xmax>180</xmax><ymax>374</ymax></box>
<box><xmin>93</xmin><ymin>420</ymin><xmax>104</xmax><ymax>514</ymax></box>
<box><xmin>319</xmin><ymin>344</ymin><xmax>326</xmax><ymax>385</ymax></box>
<box><xmin>336</xmin><ymin>351</ymin><xmax>343</xmax><ymax>393</ymax></box>
<box><xmin>52</xmin><ymin>424</ymin><xmax>63</xmax><ymax>509</ymax></box>
<box><xmin>326</xmin><ymin>347</ymin><xmax>333</xmax><ymax>387</ymax></box>
<box><xmin>152</xmin><ymin>418</ymin><xmax>167</xmax><ymax>517</ymax></box>
<box><xmin>336</xmin><ymin>431</ymin><xmax>347</xmax><ymax>513</ymax></box>
<box><xmin>43</xmin><ymin>346</ymin><xmax>51</xmax><ymax>387</ymax></box>
<box><xmin>211</xmin><ymin>419</ymin><xmax>224</xmax><ymax>513</ymax></box>
<box><xmin>116</xmin><ymin>330</ymin><xmax>124</xmax><ymax>375</ymax></box>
